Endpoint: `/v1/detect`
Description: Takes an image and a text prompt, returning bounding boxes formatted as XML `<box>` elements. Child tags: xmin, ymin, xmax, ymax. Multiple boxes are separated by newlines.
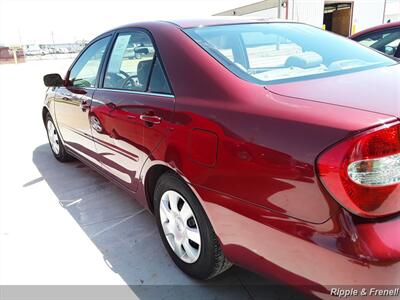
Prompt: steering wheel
<box><xmin>122</xmin><ymin>74</ymin><xmax>138</xmax><ymax>89</ymax></box>
<box><xmin>114</xmin><ymin>70</ymin><xmax>134</xmax><ymax>88</ymax></box>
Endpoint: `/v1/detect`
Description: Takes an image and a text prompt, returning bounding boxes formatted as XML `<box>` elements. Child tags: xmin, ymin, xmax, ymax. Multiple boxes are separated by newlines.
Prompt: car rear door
<box><xmin>54</xmin><ymin>35</ymin><xmax>112</xmax><ymax>165</ymax></box>
<box><xmin>90</xmin><ymin>29</ymin><xmax>174</xmax><ymax>191</ymax></box>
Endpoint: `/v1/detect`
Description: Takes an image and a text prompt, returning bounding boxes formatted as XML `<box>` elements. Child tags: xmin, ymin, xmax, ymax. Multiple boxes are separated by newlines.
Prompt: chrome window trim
<box><xmin>59</xmin><ymin>86</ymin><xmax>96</xmax><ymax>90</ymax></box>
<box><xmin>75</xmin><ymin>87</ymin><xmax>96</xmax><ymax>90</ymax></box>
<box><xmin>96</xmin><ymin>87</ymin><xmax>175</xmax><ymax>98</ymax></box>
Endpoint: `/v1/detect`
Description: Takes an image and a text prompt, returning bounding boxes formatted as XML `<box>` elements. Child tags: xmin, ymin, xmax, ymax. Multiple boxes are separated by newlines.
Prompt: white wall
<box><xmin>287</xmin><ymin>0</ymin><xmax>386</xmax><ymax>33</ymax></box>
<box><xmin>385</xmin><ymin>0</ymin><xmax>400</xmax><ymax>22</ymax></box>
<box><xmin>287</xmin><ymin>0</ymin><xmax>325</xmax><ymax>27</ymax></box>
<box><xmin>239</xmin><ymin>0</ymin><xmax>387</xmax><ymax>33</ymax></box>
<box><xmin>245</xmin><ymin>7</ymin><xmax>279</xmax><ymax>18</ymax></box>
<box><xmin>352</xmin><ymin>0</ymin><xmax>386</xmax><ymax>33</ymax></box>
<box><xmin>240</xmin><ymin>0</ymin><xmax>325</xmax><ymax>27</ymax></box>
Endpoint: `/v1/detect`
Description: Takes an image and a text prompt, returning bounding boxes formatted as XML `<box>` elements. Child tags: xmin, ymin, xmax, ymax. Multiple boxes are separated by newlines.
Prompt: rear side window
<box><xmin>69</xmin><ymin>36</ymin><xmax>111</xmax><ymax>87</ymax></box>
<box><xmin>104</xmin><ymin>31</ymin><xmax>155</xmax><ymax>91</ymax></box>
<box><xmin>148</xmin><ymin>57</ymin><xmax>171</xmax><ymax>94</ymax></box>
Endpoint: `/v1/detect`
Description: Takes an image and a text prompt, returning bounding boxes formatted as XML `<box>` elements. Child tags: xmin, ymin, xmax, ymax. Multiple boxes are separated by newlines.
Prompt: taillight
<box><xmin>317</xmin><ymin>122</ymin><xmax>400</xmax><ymax>218</ymax></box>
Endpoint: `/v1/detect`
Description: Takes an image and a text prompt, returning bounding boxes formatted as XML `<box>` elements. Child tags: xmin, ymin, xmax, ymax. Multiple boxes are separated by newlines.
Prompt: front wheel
<box><xmin>154</xmin><ymin>172</ymin><xmax>232</xmax><ymax>279</ymax></box>
<box><xmin>45</xmin><ymin>113</ymin><xmax>73</xmax><ymax>162</ymax></box>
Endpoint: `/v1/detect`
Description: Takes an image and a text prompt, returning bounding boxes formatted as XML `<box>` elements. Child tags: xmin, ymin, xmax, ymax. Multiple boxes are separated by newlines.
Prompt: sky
<box><xmin>1</xmin><ymin>0</ymin><xmax>398</xmax><ymax>46</ymax></box>
<box><xmin>0</xmin><ymin>0</ymin><xmax>256</xmax><ymax>45</ymax></box>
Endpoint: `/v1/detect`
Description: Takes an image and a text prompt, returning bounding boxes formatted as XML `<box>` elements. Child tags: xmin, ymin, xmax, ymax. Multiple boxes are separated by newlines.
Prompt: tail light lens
<box><xmin>317</xmin><ymin>122</ymin><xmax>400</xmax><ymax>218</ymax></box>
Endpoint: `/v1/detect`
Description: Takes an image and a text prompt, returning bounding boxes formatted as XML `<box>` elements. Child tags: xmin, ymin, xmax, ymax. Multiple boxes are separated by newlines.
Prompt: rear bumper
<box><xmin>194</xmin><ymin>185</ymin><xmax>400</xmax><ymax>298</ymax></box>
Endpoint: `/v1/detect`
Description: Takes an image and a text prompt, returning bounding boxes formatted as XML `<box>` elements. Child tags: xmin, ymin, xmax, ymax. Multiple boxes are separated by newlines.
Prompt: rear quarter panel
<box><xmin>144</xmin><ymin>22</ymin><xmax>396</xmax><ymax>224</ymax></box>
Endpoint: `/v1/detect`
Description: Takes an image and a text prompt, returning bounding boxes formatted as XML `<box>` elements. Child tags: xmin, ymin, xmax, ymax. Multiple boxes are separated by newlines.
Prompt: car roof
<box><xmin>116</xmin><ymin>17</ymin><xmax>296</xmax><ymax>30</ymax></box>
<box><xmin>351</xmin><ymin>21</ymin><xmax>400</xmax><ymax>39</ymax></box>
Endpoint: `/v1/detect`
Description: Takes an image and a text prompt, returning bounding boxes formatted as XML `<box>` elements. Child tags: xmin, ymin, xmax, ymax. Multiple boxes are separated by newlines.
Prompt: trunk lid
<box><xmin>265</xmin><ymin>64</ymin><xmax>400</xmax><ymax>118</ymax></box>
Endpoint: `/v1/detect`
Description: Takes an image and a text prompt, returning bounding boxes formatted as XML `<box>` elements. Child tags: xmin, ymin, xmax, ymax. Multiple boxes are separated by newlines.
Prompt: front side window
<box><xmin>69</xmin><ymin>36</ymin><xmax>111</xmax><ymax>87</ymax></box>
<box><xmin>185</xmin><ymin>23</ymin><xmax>397</xmax><ymax>85</ymax></box>
<box><xmin>104</xmin><ymin>31</ymin><xmax>156</xmax><ymax>91</ymax></box>
<box><xmin>354</xmin><ymin>28</ymin><xmax>400</xmax><ymax>57</ymax></box>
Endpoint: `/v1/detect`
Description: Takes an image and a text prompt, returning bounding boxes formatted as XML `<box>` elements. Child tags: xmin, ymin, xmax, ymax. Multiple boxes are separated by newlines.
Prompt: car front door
<box><xmin>54</xmin><ymin>35</ymin><xmax>111</xmax><ymax>165</ymax></box>
<box><xmin>90</xmin><ymin>30</ymin><xmax>174</xmax><ymax>191</ymax></box>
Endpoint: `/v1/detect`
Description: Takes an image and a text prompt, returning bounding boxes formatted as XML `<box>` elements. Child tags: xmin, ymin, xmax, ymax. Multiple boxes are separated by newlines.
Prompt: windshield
<box><xmin>185</xmin><ymin>23</ymin><xmax>397</xmax><ymax>85</ymax></box>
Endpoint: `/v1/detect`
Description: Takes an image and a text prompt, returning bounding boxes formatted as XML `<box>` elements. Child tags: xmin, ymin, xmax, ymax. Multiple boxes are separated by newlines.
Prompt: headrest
<box><xmin>285</xmin><ymin>52</ymin><xmax>323</xmax><ymax>69</ymax></box>
<box><xmin>137</xmin><ymin>59</ymin><xmax>153</xmax><ymax>86</ymax></box>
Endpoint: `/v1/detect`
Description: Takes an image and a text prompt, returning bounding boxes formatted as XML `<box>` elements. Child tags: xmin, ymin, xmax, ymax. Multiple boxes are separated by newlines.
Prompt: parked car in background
<box><xmin>351</xmin><ymin>21</ymin><xmax>400</xmax><ymax>58</ymax></box>
<box><xmin>42</xmin><ymin>19</ymin><xmax>400</xmax><ymax>299</ymax></box>
<box><xmin>24</xmin><ymin>44</ymin><xmax>46</xmax><ymax>56</ymax></box>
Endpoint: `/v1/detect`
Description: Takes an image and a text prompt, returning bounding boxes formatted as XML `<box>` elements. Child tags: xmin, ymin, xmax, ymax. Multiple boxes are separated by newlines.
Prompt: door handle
<box><xmin>106</xmin><ymin>102</ymin><xmax>117</xmax><ymax>111</ymax></box>
<box><xmin>62</xmin><ymin>93</ymin><xmax>73</xmax><ymax>101</ymax></box>
<box><xmin>140</xmin><ymin>114</ymin><xmax>162</xmax><ymax>124</ymax></box>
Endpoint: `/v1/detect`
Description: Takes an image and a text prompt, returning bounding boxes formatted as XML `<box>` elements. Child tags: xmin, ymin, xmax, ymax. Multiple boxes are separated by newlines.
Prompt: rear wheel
<box><xmin>45</xmin><ymin>113</ymin><xmax>72</xmax><ymax>162</ymax></box>
<box><xmin>154</xmin><ymin>172</ymin><xmax>232</xmax><ymax>279</ymax></box>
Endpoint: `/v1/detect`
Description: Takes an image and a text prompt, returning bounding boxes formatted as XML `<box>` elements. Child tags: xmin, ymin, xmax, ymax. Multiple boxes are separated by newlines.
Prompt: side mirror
<box><xmin>135</xmin><ymin>47</ymin><xmax>149</xmax><ymax>55</ymax></box>
<box><xmin>384</xmin><ymin>45</ymin><xmax>395</xmax><ymax>56</ymax></box>
<box><xmin>43</xmin><ymin>73</ymin><xmax>64</xmax><ymax>87</ymax></box>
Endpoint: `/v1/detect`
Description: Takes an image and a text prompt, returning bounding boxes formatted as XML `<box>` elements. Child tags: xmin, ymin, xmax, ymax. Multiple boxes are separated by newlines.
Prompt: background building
<box><xmin>385</xmin><ymin>0</ymin><xmax>400</xmax><ymax>22</ymax></box>
<box><xmin>0</xmin><ymin>45</ymin><xmax>24</xmax><ymax>64</ymax></box>
<box><xmin>215</xmin><ymin>0</ymin><xmax>400</xmax><ymax>36</ymax></box>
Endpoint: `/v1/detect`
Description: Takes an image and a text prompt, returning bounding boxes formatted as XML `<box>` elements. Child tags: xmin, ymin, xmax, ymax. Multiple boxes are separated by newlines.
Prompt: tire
<box><xmin>154</xmin><ymin>171</ymin><xmax>232</xmax><ymax>279</ymax></box>
<box><xmin>45</xmin><ymin>113</ymin><xmax>73</xmax><ymax>162</ymax></box>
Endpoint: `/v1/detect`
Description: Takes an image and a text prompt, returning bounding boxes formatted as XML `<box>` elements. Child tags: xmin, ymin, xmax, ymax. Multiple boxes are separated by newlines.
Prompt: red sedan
<box><xmin>43</xmin><ymin>19</ymin><xmax>400</xmax><ymax>298</ymax></box>
<box><xmin>351</xmin><ymin>21</ymin><xmax>400</xmax><ymax>58</ymax></box>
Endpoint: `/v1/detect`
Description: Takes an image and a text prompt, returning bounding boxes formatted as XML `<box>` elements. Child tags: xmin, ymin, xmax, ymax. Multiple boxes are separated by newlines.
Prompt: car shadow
<box><xmin>29</xmin><ymin>143</ymin><xmax>311</xmax><ymax>300</ymax></box>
